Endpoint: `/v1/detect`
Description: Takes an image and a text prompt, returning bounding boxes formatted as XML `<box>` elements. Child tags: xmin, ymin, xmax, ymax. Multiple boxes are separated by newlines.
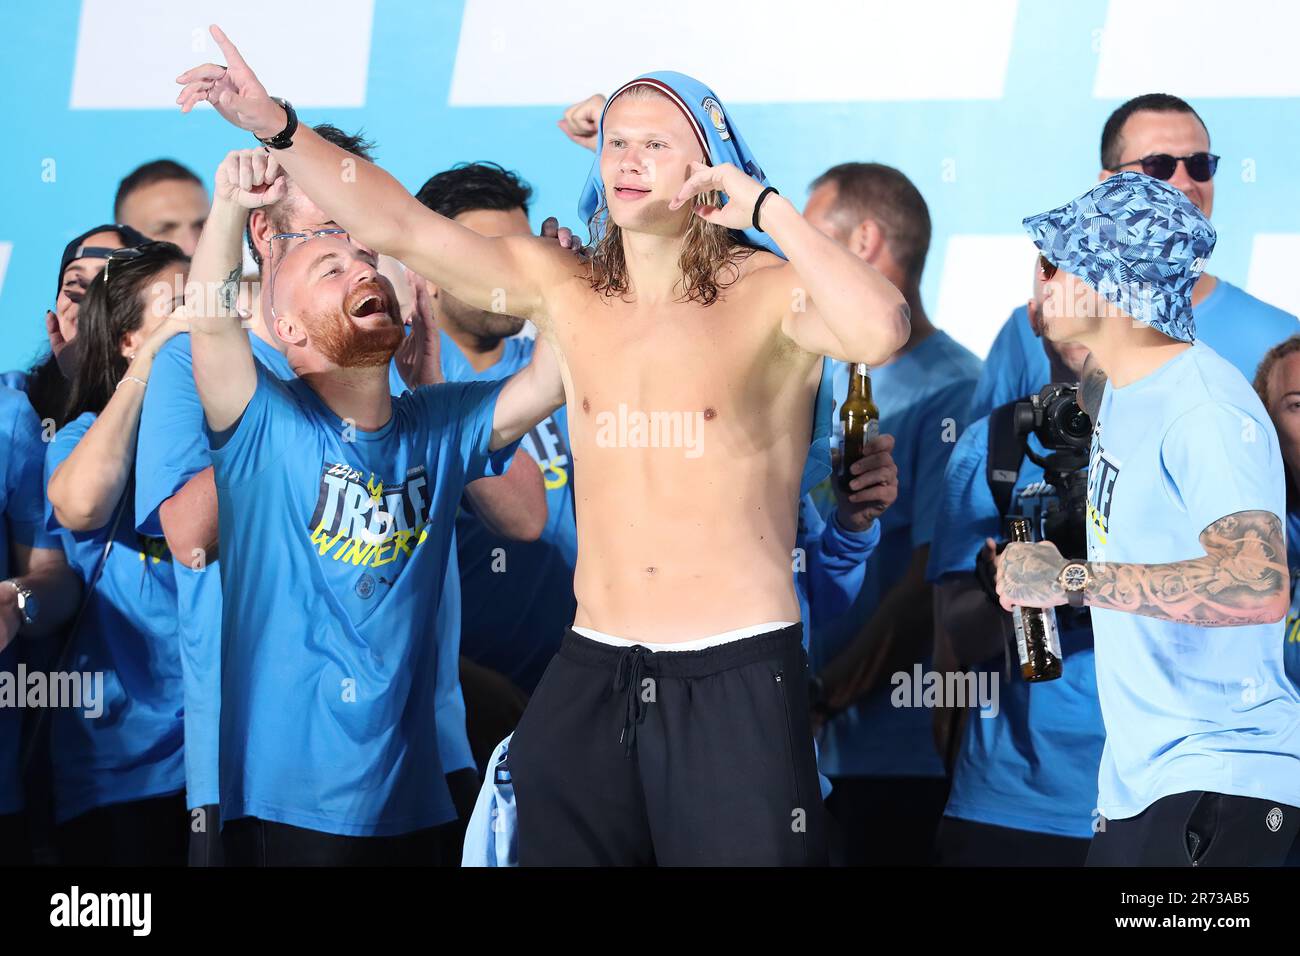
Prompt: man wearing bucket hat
<box><xmin>992</xmin><ymin>172</ymin><xmax>1300</xmax><ymax>866</ymax></box>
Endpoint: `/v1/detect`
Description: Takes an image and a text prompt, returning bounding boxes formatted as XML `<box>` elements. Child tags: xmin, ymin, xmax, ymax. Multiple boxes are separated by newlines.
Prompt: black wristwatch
<box><xmin>256</xmin><ymin>97</ymin><xmax>298</xmax><ymax>150</ymax></box>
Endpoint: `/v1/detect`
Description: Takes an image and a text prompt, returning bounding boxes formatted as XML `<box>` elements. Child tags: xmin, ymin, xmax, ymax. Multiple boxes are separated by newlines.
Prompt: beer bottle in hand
<box><xmin>838</xmin><ymin>363</ymin><xmax>880</xmax><ymax>494</ymax></box>
<box><xmin>1007</xmin><ymin>517</ymin><xmax>1063</xmax><ymax>682</ymax></box>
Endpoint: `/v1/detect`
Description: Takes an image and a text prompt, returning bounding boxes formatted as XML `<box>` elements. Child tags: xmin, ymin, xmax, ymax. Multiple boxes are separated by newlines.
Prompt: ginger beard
<box><xmin>301</xmin><ymin>277</ymin><xmax>404</xmax><ymax>369</ymax></box>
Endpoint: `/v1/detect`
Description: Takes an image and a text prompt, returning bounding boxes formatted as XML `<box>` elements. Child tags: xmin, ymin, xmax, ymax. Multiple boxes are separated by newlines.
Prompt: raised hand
<box><xmin>213</xmin><ymin>147</ymin><xmax>288</xmax><ymax>209</ymax></box>
<box><xmin>395</xmin><ymin>267</ymin><xmax>442</xmax><ymax>389</ymax></box>
<box><xmin>558</xmin><ymin>94</ymin><xmax>606</xmax><ymax>152</ymax></box>
<box><xmin>138</xmin><ymin>305</ymin><xmax>191</xmax><ymax>362</ymax></box>
<box><xmin>668</xmin><ymin>161</ymin><xmax>766</xmax><ymax>230</ymax></box>
<box><xmin>46</xmin><ymin>309</ymin><xmax>79</xmax><ymax>378</ymax></box>
<box><xmin>539</xmin><ymin>215</ymin><xmax>587</xmax><ymax>260</ymax></box>
<box><xmin>175</xmin><ymin>25</ymin><xmax>284</xmax><ymax>138</ymax></box>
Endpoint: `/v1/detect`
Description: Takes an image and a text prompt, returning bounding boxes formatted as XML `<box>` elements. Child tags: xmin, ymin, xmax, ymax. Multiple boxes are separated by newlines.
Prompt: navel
<box><xmin>582</xmin><ymin>396</ymin><xmax>591</xmax><ymax>414</ymax></box>
<box><xmin>703</xmin><ymin>406</ymin><xmax>717</xmax><ymax>421</ymax></box>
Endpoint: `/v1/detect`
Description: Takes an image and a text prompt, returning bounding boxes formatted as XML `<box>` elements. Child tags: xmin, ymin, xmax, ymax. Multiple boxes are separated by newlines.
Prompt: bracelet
<box><xmin>116</xmin><ymin>375</ymin><xmax>148</xmax><ymax>391</ymax></box>
<box><xmin>256</xmin><ymin>97</ymin><xmax>298</xmax><ymax>150</ymax></box>
<box><xmin>752</xmin><ymin>186</ymin><xmax>780</xmax><ymax>232</ymax></box>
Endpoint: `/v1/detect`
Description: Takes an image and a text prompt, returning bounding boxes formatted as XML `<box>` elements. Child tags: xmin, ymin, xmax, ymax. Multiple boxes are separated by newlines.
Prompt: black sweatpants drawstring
<box><xmin>614</xmin><ymin>644</ymin><xmax>649</xmax><ymax>756</ymax></box>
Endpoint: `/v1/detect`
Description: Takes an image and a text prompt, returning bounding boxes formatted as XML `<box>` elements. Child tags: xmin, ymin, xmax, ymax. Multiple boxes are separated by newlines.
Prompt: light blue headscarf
<box><xmin>577</xmin><ymin>70</ymin><xmax>784</xmax><ymax>258</ymax></box>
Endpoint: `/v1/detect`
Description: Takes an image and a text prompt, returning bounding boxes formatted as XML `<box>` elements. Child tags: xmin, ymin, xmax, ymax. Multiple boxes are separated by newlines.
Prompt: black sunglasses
<box><xmin>103</xmin><ymin>241</ymin><xmax>174</xmax><ymax>284</ymax></box>
<box><xmin>1110</xmin><ymin>152</ymin><xmax>1219</xmax><ymax>183</ymax></box>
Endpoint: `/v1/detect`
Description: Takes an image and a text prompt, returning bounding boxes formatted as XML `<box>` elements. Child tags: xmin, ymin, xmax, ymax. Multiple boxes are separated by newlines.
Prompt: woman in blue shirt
<box><xmin>44</xmin><ymin>241</ymin><xmax>190</xmax><ymax>864</ymax></box>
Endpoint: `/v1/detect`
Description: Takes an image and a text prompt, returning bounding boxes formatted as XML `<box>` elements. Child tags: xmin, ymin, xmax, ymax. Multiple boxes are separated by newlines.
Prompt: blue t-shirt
<box><xmin>972</xmin><ymin>282</ymin><xmax>1298</xmax><ymax>422</ymax></box>
<box><xmin>1285</xmin><ymin>510</ymin><xmax>1300</xmax><ymax>689</ymax></box>
<box><xmin>1087</xmin><ymin>341</ymin><xmax>1300</xmax><ymax>818</ymax></box>
<box><xmin>45</xmin><ymin>413</ymin><xmax>185</xmax><ymax>824</ymax></box>
<box><xmin>440</xmin><ymin>332</ymin><xmax>578</xmax><ymax>693</ymax></box>
<box><xmin>136</xmin><ymin>336</ymin><xmax>476</xmax><ymax>810</ymax></box>
<box><xmin>134</xmin><ymin>333</ymin><xmax>293</xmax><ymax>809</ymax></box>
<box><xmin>928</xmin><ymin>417</ymin><xmax>1105</xmax><ymax>837</ymax></box>
<box><xmin>969</xmin><ymin>305</ymin><xmax>1047</xmax><ymax>423</ymax></box>
<box><xmin>208</xmin><ymin>367</ymin><xmax>517</xmax><ymax>836</ymax></box>
<box><xmin>0</xmin><ymin>386</ymin><xmax>59</xmax><ymax>815</ymax></box>
<box><xmin>810</xmin><ymin>330</ymin><xmax>982</xmax><ymax>778</ymax></box>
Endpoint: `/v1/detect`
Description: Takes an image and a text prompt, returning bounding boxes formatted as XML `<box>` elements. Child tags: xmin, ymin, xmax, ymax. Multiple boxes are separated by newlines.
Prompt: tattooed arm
<box><xmin>993</xmin><ymin>510</ymin><xmax>1290</xmax><ymax>626</ymax></box>
<box><xmin>188</xmin><ymin>149</ymin><xmax>286</xmax><ymax>432</ymax></box>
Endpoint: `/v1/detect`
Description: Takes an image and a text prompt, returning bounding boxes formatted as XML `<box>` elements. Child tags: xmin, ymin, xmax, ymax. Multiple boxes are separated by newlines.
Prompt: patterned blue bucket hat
<box><xmin>1022</xmin><ymin>171</ymin><xmax>1215</xmax><ymax>343</ymax></box>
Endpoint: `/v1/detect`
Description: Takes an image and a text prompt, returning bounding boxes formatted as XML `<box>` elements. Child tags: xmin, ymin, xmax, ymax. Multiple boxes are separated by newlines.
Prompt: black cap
<box><xmin>55</xmin><ymin>223</ymin><xmax>149</xmax><ymax>304</ymax></box>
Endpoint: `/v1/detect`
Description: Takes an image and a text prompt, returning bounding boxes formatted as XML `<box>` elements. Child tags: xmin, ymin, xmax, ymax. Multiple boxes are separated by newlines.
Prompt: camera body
<box><xmin>1011</xmin><ymin>383</ymin><xmax>1092</xmax><ymax>560</ymax></box>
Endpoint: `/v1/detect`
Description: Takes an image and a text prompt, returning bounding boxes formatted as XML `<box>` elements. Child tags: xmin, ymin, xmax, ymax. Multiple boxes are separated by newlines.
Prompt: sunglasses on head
<box><xmin>1110</xmin><ymin>152</ymin><xmax>1219</xmax><ymax>183</ymax></box>
<box><xmin>103</xmin><ymin>241</ymin><xmax>173</xmax><ymax>285</ymax></box>
<box><xmin>1037</xmin><ymin>254</ymin><xmax>1058</xmax><ymax>281</ymax></box>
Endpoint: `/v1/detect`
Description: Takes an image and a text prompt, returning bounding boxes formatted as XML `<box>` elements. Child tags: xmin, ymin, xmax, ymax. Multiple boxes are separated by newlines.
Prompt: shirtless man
<box><xmin>178</xmin><ymin>27</ymin><xmax>908</xmax><ymax>865</ymax></box>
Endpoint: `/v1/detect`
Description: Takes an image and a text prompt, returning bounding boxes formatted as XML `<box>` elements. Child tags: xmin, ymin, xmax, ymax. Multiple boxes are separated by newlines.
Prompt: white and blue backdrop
<box><xmin>2</xmin><ymin>0</ymin><xmax>1298</xmax><ymax>372</ymax></box>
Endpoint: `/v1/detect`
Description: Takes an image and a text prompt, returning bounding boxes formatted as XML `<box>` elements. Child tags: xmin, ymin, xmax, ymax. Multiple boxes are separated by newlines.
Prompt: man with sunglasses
<box><xmin>994</xmin><ymin>173</ymin><xmax>1300</xmax><ymax>866</ymax></box>
<box><xmin>971</xmin><ymin>93</ymin><xmax>1296</xmax><ymax>422</ymax></box>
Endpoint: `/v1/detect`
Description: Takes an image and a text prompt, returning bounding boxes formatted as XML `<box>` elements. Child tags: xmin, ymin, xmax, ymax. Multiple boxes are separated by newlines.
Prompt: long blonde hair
<box><xmin>586</xmin><ymin>85</ymin><xmax>758</xmax><ymax>307</ymax></box>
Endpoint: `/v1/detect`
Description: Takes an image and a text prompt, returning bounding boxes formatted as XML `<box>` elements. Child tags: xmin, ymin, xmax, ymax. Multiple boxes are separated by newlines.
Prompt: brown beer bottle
<box><xmin>1006</xmin><ymin>517</ymin><xmax>1063</xmax><ymax>682</ymax></box>
<box><xmin>838</xmin><ymin>363</ymin><xmax>880</xmax><ymax>494</ymax></box>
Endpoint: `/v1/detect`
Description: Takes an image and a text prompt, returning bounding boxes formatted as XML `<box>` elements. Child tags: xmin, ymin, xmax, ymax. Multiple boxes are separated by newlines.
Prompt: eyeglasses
<box><xmin>1038</xmin><ymin>254</ymin><xmax>1058</xmax><ymax>281</ymax></box>
<box><xmin>267</xmin><ymin>229</ymin><xmax>350</xmax><ymax>320</ymax></box>
<box><xmin>103</xmin><ymin>241</ymin><xmax>172</xmax><ymax>285</ymax></box>
<box><xmin>1109</xmin><ymin>152</ymin><xmax>1219</xmax><ymax>183</ymax></box>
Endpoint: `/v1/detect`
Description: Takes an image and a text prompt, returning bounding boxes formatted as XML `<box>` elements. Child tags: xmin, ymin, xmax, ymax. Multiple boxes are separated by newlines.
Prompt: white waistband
<box><xmin>570</xmin><ymin>621</ymin><xmax>798</xmax><ymax>652</ymax></box>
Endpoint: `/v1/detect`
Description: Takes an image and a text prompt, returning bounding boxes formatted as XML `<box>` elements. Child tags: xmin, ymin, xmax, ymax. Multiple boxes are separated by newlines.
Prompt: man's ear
<box><xmin>249</xmin><ymin>208</ymin><xmax>274</xmax><ymax>264</ymax></box>
<box><xmin>274</xmin><ymin>312</ymin><xmax>307</xmax><ymax>349</ymax></box>
<box><xmin>849</xmin><ymin>218</ymin><xmax>886</xmax><ymax>265</ymax></box>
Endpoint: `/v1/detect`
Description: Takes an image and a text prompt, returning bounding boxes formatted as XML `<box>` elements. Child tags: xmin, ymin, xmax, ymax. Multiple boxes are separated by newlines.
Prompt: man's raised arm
<box><xmin>178</xmin><ymin>26</ymin><xmax>561</xmax><ymax>326</ymax></box>
<box><xmin>187</xmin><ymin>149</ymin><xmax>286</xmax><ymax>432</ymax></box>
<box><xmin>670</xmin><ymin>163</ymin><xmax>910</xmax><ymax>366</ymax></box>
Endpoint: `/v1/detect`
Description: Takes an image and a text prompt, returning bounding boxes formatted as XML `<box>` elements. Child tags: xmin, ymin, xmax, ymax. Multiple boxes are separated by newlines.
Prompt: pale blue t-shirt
<box><xmin>1087</xmin><ymin>340</ymin><xmax>1300</xmax><ymax>819</ymax></box>
<box><xmin>973</xmin><ymin>282</ymin><xmax>1298</xmax><ymax>422</ymax></box>
<box><xmin>45</xmin><ymin>413</ymin><xmax>185</xmax><ymax>824</ymax></box>
<box><xmin>810</xmin><ymin>331</ymin><xmax>982</xmax><ymax>778</ymax></box>
<box><xmin>928</xmin><ymin>417</ymin><xmax>1104</xmax><ymax>838</ymax></box>
<box><xmin>208</xmin><ymin>367</ymin><xmax>517</xmax><ymax>836</ymax></box>
<box><xmin>0</xmin><ymin>387</ymin><xmax>60</xmax><ymax>816</ymax></box>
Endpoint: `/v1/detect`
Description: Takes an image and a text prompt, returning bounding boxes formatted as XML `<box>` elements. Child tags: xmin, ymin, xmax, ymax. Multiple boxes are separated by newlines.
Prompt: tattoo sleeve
<box><xmin>1087</xmin><ymin>510</ymin><xmax>1289</xmax><ymax>626</ymax></box>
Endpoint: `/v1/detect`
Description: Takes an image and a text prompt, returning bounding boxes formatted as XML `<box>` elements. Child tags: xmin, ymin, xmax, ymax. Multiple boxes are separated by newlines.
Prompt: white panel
<box><xmin>1094</xmin><ymin>0</ymin><xmax>1300</xmax><ymax>98</ymax></box>
<box><xmin>934</xmin><ymin>235</ymin><xmax>1038</xmax><ymax>359</ymax></box>
<box><xmin>0</xmin><ymin>243</ymin><xmax>11</xmax><ymax>300</ymax></box>
<box><xmin>70</xmin><ymin>0</ymin><xmax>374</xmax><ymax>109</ymax></box>
<box><xmin>1246</xmin><ymin>234</ymin><xmax>1300</xmax><ymax>317</ymax></box>
<box><xmin>450</xmin><ymin>0</ymin><xmax>1018</xmax><ymax>105</ymax></box>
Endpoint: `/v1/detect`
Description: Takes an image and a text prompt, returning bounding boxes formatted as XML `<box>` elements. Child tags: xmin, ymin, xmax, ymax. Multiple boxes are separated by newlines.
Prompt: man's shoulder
<box><xmin>1215</xmin><ymin>279</ymin><xmax>1298</xmax><ymax>325</ymax></box>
